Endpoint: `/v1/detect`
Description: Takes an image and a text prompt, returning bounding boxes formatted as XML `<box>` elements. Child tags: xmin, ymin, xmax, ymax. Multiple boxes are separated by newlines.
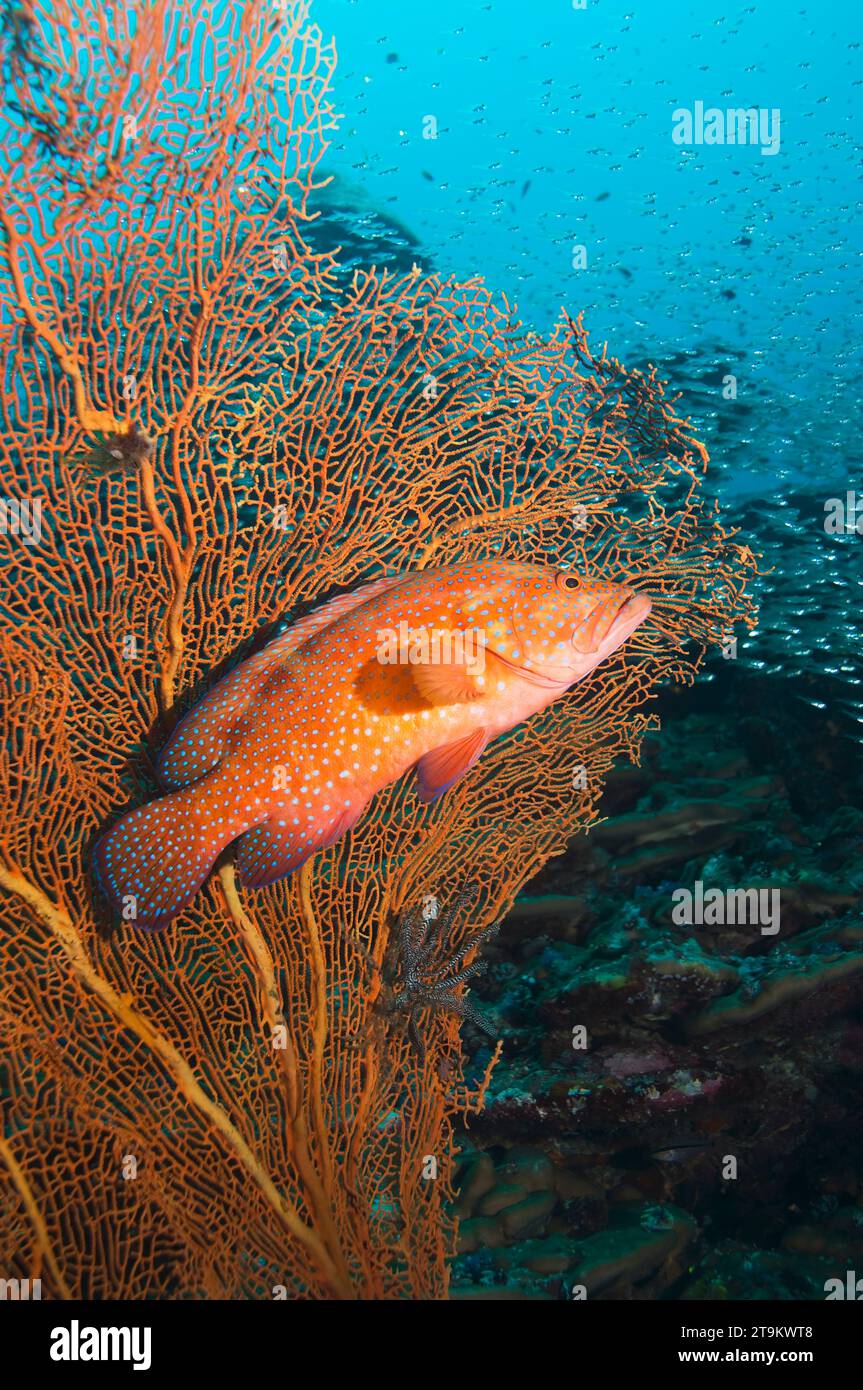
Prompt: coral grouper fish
<box><xmin>94</xmin><ymin>560</ymin><xmax>651</xmax><ymax>929</ymax></box>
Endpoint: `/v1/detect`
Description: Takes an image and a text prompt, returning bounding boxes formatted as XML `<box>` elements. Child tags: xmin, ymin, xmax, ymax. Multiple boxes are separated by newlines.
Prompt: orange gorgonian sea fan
<box><xmin>0</xmin><ymin>0</ymin><xmax>757</xmax><ymax>1299</ymax></box>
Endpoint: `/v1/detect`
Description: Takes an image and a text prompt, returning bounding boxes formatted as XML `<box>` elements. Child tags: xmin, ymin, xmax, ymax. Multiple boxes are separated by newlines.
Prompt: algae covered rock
<box><xmin>453</xmin><ymin>664</ymin><xmax>863</xmax><ymax>1300</ymax></box>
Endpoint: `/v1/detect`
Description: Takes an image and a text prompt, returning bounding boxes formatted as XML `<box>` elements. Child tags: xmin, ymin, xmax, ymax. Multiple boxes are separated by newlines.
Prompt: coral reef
<box><xmin>452</xmin><ymin>665</ymin><xmax>863</xmax><ymax>1299</ymax></box>
<box><xmin>0</xmin><ymin>0</ymin><xmax>755</xmax><ymax>1297</ymax></box>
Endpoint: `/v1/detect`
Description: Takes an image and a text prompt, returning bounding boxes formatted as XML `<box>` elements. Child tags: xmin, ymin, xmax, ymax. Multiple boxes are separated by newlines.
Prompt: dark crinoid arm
<box><xmin>382</xmin><ymin>885</ymin><xmax>500</xmax><ymax>1059</ymax></box>
<box><xmin>419</xmin><ymin>982</ymin><xmax>498</xmax><ymax>1035</ymax></box>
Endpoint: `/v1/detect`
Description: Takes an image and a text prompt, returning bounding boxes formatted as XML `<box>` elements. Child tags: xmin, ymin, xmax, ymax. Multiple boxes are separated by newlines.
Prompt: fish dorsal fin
<box><xmin>158</xmin><ymin>571</ymin><xmax>409</xmax><ymax>790</ymax></box>
<box><xmin>415</xmin><ymin>727</ymin><xmax>490</xmax><ymax>802</ymax></box>
<box><xmin>273</xmin><ymin>571</ymin><xmax>411</xmax><ymax>655</ymax></box>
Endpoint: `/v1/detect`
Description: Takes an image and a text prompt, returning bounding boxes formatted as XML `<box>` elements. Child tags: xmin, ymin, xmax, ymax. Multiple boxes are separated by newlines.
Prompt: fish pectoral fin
<box><xmin>414</xmin><ymin>728</ymin><xmax>490</xmax><ymax>803</ymax></box>
<box><xmin>234</xmin><ymin>803</ymin><xmax>367</xmax><ymax>889</ymax></box>
<box><xmin>411</xmin><ymin>654</ymin><xmax>491</xmax><ymax>706</ymax></box>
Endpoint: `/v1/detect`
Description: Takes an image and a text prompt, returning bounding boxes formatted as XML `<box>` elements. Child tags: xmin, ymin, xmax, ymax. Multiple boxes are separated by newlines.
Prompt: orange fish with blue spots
<box><xmin>94</xmin><ymin>560</ymin><xmax>650</xmax><ymax>929</ymax></box>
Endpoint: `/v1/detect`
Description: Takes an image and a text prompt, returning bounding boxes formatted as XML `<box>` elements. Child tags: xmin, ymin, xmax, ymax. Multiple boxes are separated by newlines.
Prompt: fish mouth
<box><xmin>497</xmin><ymin>590</ymin><xmax>652</xmax><ymax>686</ymax></box>
<box><xmin>570</xmin><ymin>590</ymin><xmax>652</xmax><ymax>655</ymax></box>
<box><xmin>601</xmin><ymin>592</ymin><xmax>652</xmax><ymax>649</ymax></box>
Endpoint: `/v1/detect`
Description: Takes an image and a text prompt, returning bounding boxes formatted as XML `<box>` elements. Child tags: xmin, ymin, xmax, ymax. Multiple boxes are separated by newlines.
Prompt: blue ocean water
<box><xmin>314</xmin><ymin>0</ymin><xmax>861</xmax><ymax>501</ymax></box>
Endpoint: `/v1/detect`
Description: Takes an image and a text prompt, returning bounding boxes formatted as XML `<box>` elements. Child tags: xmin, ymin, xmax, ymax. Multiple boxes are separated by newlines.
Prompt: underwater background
<box><xmin>314</xmin><ymin>0</ymin><xmax>861</xmax><ymax>698</ymax></box>
<box><xmin>310</xmin><ymin>0</ymin><xmax>863</xmax><ymax>1299</ymax></box>
<box><xmin>0</xmin><ymin>0</ymin><xmax>859</xmax><ymax>1303</ymax></box>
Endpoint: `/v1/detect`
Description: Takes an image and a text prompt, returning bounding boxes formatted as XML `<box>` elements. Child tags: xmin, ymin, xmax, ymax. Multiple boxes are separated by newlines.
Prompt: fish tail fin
<box><xmin>94</xmin><ymin>785</ymin><xmax>225</xmax><ymax>931</ymax></box>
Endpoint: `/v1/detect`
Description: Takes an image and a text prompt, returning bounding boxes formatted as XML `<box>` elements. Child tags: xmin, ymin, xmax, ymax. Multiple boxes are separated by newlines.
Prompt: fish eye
<box><xmin>555</xmin><ymin>571</ymin><xmax>581</xmax><ymax>592</ymax></box>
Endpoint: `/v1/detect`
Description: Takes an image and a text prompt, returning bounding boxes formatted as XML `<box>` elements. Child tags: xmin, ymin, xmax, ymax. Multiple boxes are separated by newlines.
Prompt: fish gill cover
<box><xmin>0</xmin><ymin>0</ymin><xmax>754</xmax><ymax>1297</ymax></box>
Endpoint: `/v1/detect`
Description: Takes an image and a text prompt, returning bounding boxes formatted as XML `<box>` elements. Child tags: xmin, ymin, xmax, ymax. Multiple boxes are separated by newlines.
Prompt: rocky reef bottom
<box><xmin>452</xmin><ymin>660</ymin><xmax>863</xmax><ymax>1300</ymax></box>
